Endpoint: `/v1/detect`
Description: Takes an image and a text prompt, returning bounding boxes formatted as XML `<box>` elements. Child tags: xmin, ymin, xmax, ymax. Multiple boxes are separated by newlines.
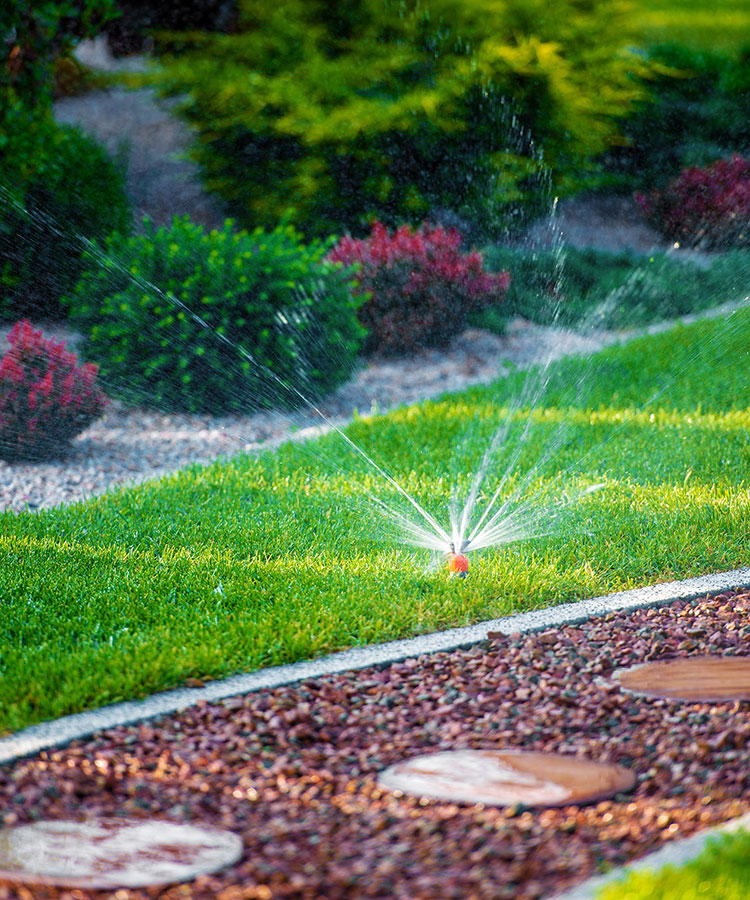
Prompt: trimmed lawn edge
<box><xmin>2</xmin><ymin>566</ymin><xmax>749</xmax><ymax>767</ymax></box>
<box><xmin>551</xmin><ymin>811</ymin><xmax>750</xmax><ymax>900</ymax></box>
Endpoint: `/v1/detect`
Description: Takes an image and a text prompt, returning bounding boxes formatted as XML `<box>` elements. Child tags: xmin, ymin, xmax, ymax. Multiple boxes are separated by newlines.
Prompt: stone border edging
<box><xmin>550</xmin><ymin>810</ymin><xmax>750</xmax><ymax>899</ymax></box>
<box><xmin>2</xmin><ymin>567</ymin><xmax>749</xmax><ymax>765</ymax></box>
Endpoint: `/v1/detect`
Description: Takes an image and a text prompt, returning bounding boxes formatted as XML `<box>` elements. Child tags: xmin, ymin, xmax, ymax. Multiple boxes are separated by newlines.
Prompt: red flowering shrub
<box><xmin>636</xmin><ymin>154</ymin><xmax>750</xmax><ymax>250</ymax></box>
<box><xmin>328</xmin><ymin>222</ymin><xmax>511</xmax><ymax>355</ymax></box>
<box><xmin>0</xmin><ymin>320</ymin><xmax>108</xmax><ymax>461</ymax></box>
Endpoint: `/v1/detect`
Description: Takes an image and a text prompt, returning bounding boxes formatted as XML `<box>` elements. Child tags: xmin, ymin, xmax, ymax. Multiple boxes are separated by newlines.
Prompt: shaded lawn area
<box><xmin>2</xmin><ymin>307</ymin><xmax>750</xmax><ymax>735</ymax></box>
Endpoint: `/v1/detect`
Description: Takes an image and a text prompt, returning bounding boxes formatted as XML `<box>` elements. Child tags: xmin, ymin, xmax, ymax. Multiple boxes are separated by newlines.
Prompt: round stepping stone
<box><xmin>611</xmin><ymin>655</ymin><xmax>750</xmax><ymax>702</ymax></box>
<box><xmin>378</xmin><ymin>749</ymin><xmax>635</xmax><ymax>807</ymax></box>
<box><xmin>0</xmin><ymin>818</ymin><xmax>243</xmax><ymax>889</ymax></box>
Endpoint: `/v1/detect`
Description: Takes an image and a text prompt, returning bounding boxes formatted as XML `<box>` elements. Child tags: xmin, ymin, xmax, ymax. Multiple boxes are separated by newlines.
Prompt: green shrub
<box><xmin>0</xmin><ymin>3</ymin><xmax>147</xmax><ymax>331</ymax></box>
<box><xmin>1</xmin><ymin>1</ymin><xmax>116</xmax><ymax>112</ymax></box>
<box><xmin>147</xmin><ymin>0</ymin><xmax>647</xmax><ymax>239</ymax></box>
<box><xmin>602</xmin><ymin>43</ymin><xmax>750</xmax><ymax>192</ymax></box>
<box><xmin>67</xmin><ymin>217</ymin><xmax>365</xmax><ymax>413</ymax></box>
<box><xmin>478</xmin><ymin>244</ymin><xmax>750</xmax><ymax>329</ymax></box>
<box><xmin>0</xmin><ymin>120</ymin><xmax>132</xmax><ymax>322</ymax></box>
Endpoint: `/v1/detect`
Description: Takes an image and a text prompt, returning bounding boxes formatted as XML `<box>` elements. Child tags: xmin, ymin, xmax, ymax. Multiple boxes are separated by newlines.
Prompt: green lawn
<box><xmin>2</xmin><ymin>306</ymin><xmax>750</xmax><ymax>735</ymax></box>
<box><xmin>633</xmin><ymin>0</ymin><xmax>750</xmax><ymax>53</ymax></box>
<box><xmin>597</xmin><ymin>829</ymin><xmax>750</xmax><ymax>900</ymax></box>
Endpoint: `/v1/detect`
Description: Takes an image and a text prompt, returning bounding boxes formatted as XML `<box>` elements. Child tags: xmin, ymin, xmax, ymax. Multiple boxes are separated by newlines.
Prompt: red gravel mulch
<box><xmin>3</xmin><ymin>589</ymin><xmax>750</xmax><ymax>900</ymax></box>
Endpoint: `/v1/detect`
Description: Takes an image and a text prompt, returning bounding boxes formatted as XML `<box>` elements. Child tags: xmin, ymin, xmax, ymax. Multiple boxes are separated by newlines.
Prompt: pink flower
<box><xmin>37</xmin><ymin>372</ymin><xmax>54</xmax><ymax>399</ymax></box>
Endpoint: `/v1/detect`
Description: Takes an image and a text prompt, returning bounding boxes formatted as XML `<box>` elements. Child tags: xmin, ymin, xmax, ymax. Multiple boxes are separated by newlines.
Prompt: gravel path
<box><xmin>55</xmin><ymin>39</ymin><xmax>226</xmax><ymax>232</ymax></box>
<box><xmin>0</xmin><ymin>319</ymin><xmax>615</xmax><ymax>514</ymax></box>
<box><xmin>2</xmin><ymin>588</ymin><xmax>749</xmax><ymax>899</ymax></box>
<box><xmin>5</xmin><ymin>293</ymin><xmax>748</xmax><ymax>515</ymax></box>
<box><xmin>54</xmin><ymin>86</ymin><xmax>227</xmax><ymax>232</ymax></box>
<box><xmin>5</xmin><ymin>294</ymin><xmax>747</xmax><ymax>514</ymax></box>
<box><xmin>520</xmin><ymin>194</ymin><xmax>667</xmax><ymax>255</ymax></box>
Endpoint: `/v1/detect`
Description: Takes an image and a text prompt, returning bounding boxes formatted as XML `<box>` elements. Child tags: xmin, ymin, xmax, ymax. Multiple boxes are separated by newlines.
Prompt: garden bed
<box><xmin>2</xmin><ymin>587</ymin><xmax>750</xmax><ymax>900</ymax></box>
<box><xmin>0</xmin><ymin>318</ymin><xmax>610</xmax><ymax>514</ymax></box>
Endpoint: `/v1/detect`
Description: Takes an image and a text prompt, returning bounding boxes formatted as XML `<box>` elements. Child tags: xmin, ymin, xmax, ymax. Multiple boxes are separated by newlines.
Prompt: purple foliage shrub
<box><xmin>0</xmin><ymin>320</ymin><xmax>108</xmax><ymax>460</ymax></box>
<box><xmin>636</xmin><ymin>154</ymin><xmax>750</xmax><ymax>249</ymax></box>
<box><xmin>328</xmin><ymin>222</ymin><xmax>511</xmax><ymax>355</ymax></box>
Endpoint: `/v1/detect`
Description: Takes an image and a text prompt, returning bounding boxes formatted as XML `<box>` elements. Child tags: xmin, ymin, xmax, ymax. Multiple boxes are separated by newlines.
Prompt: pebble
<box><xmin>1</xmin><ymin>591</ymin><xmax>750</xmax><ymax>899</ymax></box>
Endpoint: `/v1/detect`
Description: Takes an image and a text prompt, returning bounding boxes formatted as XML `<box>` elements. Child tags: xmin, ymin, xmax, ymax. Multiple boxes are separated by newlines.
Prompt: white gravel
<box><xmin>0</xmin><ymin>318</ymin><xmax>618</xmax><ymax>514</ymax></box>
<box><xmin>3</xmin><ymin>290</ymin><xmax>745</xmax><ymax>515</ymax></box>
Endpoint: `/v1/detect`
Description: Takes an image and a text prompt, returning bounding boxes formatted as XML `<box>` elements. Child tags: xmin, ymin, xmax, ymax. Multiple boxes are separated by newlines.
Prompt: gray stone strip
<box><xmin>1</xmin><ymin>567</ymin><xmax>749</xmax><ymax>765</ymax></box>
<box><xmin>550</xmin><ymin>811</ymin><xmax>750</xmax><ymax>899</ymax></box>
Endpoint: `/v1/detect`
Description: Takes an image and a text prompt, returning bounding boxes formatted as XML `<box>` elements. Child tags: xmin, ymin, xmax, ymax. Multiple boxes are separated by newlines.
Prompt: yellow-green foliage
<box><xmin>150</xmin><ymin>0</ymin><xmax>648</xmax><ymax>237</ymax></box>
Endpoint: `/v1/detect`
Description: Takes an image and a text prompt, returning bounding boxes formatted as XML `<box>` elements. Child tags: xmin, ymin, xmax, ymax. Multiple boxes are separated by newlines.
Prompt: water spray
<box><xmin>0</xmin><ymin>187</ymin><xmax>610</xmax><ymax>581</ymax></box>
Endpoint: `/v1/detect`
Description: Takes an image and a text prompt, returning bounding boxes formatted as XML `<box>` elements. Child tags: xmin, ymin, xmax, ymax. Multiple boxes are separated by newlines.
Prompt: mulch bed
<box><xmin>3</xmin><ymin>589</ymin><xmax>750</xmax><ymax>900</ymax></box>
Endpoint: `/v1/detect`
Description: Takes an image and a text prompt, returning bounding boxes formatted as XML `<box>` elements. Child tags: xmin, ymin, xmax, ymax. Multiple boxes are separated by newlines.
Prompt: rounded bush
<box><xmin>328</xmin><ymin>222</ymin><xmax>510</xmax><ymax>356</ymax></box>
<box><xmin>67</xmin><ymin>217</ymin><xmax>365</xmax><ymax>413</ymax></box>
<box><xmin>0</xmin><ymin>120</ymin><xmax>132</xmax><ymax>321</ymax></box>
<box><xmin>0</xmin><ymin>320</ymin><xmax>108</xmax><ymax>461</ymax></box>
<box><xmin>635</xmin><ymin>154</ymin><xmax>750</xmax><ymax>250</ymax></box>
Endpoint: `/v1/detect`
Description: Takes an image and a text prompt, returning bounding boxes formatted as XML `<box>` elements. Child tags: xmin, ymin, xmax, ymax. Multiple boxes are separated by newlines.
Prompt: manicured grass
<box><xmin>3</xmin><ymin>307</ymin><xmax>750</xmax><ymax>735</ymax></box>
<box><xmin>633</xmin><ymin>0</ymin><xmax>750</xmax><ymax>54</ymax></box>
<box><xmin>597</xmin><ymin>829</ymin><xmax>750</xmax><ymax>899</ymax></box>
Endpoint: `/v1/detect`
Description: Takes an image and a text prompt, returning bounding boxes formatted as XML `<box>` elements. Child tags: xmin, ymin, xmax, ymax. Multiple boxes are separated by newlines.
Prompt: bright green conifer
<box><xmin>151</xmin><ymin>0</ymin><xmax>649</xmax><ymax>237</ymax></box>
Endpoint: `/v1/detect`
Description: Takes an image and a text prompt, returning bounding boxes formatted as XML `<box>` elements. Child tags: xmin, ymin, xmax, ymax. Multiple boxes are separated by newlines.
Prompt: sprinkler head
<box><xmin>448</xmin><ymin>552</ymin><xmax>469</xmax><ymax>578</ymax></box>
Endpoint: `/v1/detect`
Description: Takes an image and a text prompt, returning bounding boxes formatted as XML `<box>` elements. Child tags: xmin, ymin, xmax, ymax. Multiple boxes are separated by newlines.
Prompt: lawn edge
<box><xmin>2</xmin><ymin>566</ymin><xmax>749</xmax><ymax>766</ymax></box>
<box><xmin>550</xmin><ymin>810</ymin><xmax>750</xmax><ymax>899</ymax></box>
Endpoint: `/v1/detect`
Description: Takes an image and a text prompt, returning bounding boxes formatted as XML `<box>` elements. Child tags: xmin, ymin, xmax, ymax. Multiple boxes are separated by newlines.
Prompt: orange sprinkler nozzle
<box><xmin>448</xmin><ymin>552</ymin><xmax>469</xmax><ymax>578</ymax></box>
